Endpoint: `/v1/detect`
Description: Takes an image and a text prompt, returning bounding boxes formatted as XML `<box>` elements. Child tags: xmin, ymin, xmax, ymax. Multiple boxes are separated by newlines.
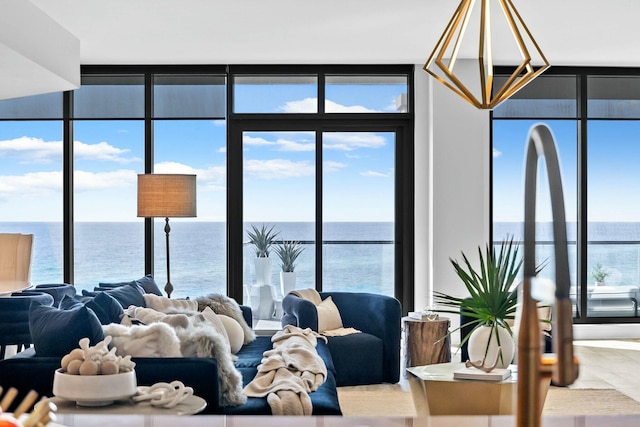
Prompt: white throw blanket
<box><xmin>102</xmin><ymin>322</ymin><xmax>182</xmax><ymax>357</ymax></box>
<box><xmin>103</xmin><ymin>306</ymin><xmax>246</xmax><ymax>407</ymax></box>
<box><xmin>243</xmin><ymin>325</ymin><xmax>327</xmax><ymax>415</ymax></box>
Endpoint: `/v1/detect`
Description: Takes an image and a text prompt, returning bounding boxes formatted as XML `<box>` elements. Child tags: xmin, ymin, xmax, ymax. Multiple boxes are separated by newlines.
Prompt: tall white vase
<box><xmin>467</xmin><ymin>324</ymin><xmax>515</xmax><ymax>369</ymax></box>
<box><xmin>254</xmin><ymin>257</ymin><xmax>272</xmax><ymax>286</ymax></box>
<box><xmin>280</xmin><ymin>271</ymin><xmax>296</xmax><ymax>297</ymax></box>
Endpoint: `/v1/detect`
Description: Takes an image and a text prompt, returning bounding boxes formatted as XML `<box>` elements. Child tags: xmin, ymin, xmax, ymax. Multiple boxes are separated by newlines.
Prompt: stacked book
<box><xmin>453</xmin><ymin>366</ymin><xmax>512</xmax><ymax>381</ymax></box>
<box><xmin>407</xmin><ymin>311</ymin><xmax>439</xmax><ymax>321</ymax></box>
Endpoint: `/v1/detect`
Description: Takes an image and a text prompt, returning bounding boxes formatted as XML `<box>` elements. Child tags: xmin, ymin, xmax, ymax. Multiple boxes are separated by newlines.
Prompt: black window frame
<box><xmin>492</xmin><ymin>65</ymin><xmax>640</xmax><ymax>324</ymax></box>
<box><xmin>227</xmin><ymin>65</ymin><xmax>414</xmax><ymax>311</ymax></box>
<box><xmin>12</xmin><ymin>64</ymin><xmax>414</xmax><ymax>311</ymax></box>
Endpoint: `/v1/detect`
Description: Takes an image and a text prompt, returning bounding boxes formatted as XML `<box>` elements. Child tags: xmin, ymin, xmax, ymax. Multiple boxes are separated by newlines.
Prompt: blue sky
<box><xmin>493</xmin><ymin>119</ymin><xmax>640</xmax><ymax>223</ymax></box>
<box><xmin>0</xmin><ymin>82</ymin><xmax>401</xmax><ymax>222</ymax></box>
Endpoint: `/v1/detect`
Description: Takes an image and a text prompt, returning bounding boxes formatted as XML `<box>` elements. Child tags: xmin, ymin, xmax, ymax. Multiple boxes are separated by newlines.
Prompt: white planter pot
<box><xmin>254</xmin><ymin>257</ymin><xmax>272</xmax><ymax>286</ymax></box>
<box><xmin>467</xmin><ymin>324</ymin><xmax>515</xmax><ymax>369</ymax></box>
<box><xmin>249</xmin><ymin>284</ymin><xmax>276</xmax><ymax>320</ymax></box>
<box><xmin>280</xmin><ymin>271</ymin><xmax>296</xmax><ymax>297</ymax></box>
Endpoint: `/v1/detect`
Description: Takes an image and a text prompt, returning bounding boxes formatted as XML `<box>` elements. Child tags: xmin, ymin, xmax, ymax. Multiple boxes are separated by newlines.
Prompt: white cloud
<box><xmin>74</xmin><ymin>169</ymin><xmax>137</xmax><ymax>191</ymax></box>
<box><xmin>493</xmin><ymin>148</ymin><xmax>502</xmax><ymax>158</ymax></box>
<box><xmin>154</xmin><ymin>161</ymin><xmax>226</xmax><ymax>191</ymax></box>
<box><xmin>323</xmin><ymin>161</ymin><xmax>346</xmax><ymax>173</ymax></box>
<box><xmin>0</xmin><ymin>169</ymin><xmax>138</xmax><ymax>198</ymax></box>
<box><xmin>361</xmin><ymin>170</ymin><xmax>389</xmax><ymax>178</ymax></box>
<box><xmin>0</xmin><ymin>136</ymin><xmax>139</xmax><ymax>164</ymax></box>
<box><xmin>245</xmin><ymin>159</ymin><xmax>314</xmax><ymax>180</ymax></box>
<box><xmin>276</xmin><ymin>138</ymin><xmax>315</xmax><ymax>152</ymax></box>
<box><xmin>0</xmin><ymin>171</ymin><xmax>62</xmax><ymax>196</ymax></box>
<box><xmin>278</xmin><ymin>98</ymin><xmax>379</xmax><ymax>114</ymax></box>
<box><xmin>243</xmin><ymin>133</ymin><xmax>314</xmax><ymax>152</ymax></box>
<box><xmin>154</xmin><ymin>161</ymin><xmax>198</xmax><ymax>174</ymax></box>
<box><xmin>75</xmin><ymin>140</ymin><xmax>139</xmax><ymax>163</ymax></box>
<box><xmin>0</xmin><ymin>136</ymin><xmax>61</xmax><ymax>164</ymax></box>
<box><xmin>323</xmin><ymin>132</ymin><xmax>386</xmax><ymax>151</ymax></box>
<box><xmin>324</xmin><ymin>99</ymin><xmax>377</xmax><ymax>113</ymax></box>
<box><xmin>243</xmin><ymin>135</ymin><xmax>276</xmax><ymax>147</ymax></box>
<box><xmin>279</xmin><ymin>98</ymin><xmax>317</xmax><ymax>113</ymax></box>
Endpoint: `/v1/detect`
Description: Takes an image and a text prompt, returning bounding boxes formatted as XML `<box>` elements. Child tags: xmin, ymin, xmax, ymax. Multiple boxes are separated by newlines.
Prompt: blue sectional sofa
<box><xmin>0</xmin><ymin>302</ymin><xmax>342</xmax><ymax>415</ymax></box>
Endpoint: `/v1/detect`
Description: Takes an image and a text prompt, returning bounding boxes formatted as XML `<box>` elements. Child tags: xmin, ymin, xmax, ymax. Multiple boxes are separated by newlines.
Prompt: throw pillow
<box><xmin>217</xmin><ymin>314</ymin><xmax>244</xmax><ymax>354</ymax></box>
<box><xmin>317</xmin><ymin>296</ymin><xmax>343</xmax><ymax>333</ymax></box>
<box><xmin>98</xmin><ymin>275</ymin><xmax>163</xmax><ymax>296</ymax></box>
<box><xmin>134</xmin><ymin>274</ymin><xmax>163</xmax><ymax>296</ymax></box>
<box><xmin>29</xmin><ymin>302</ymin><xmax>104</xmax><ymax>357</ymax></box>
<box><xmin>200</xmin><ymin>307</ymin><xmax>230</xmax><ymax>350</ymax></box>
<box><xmin>59</xmin><ymin>294</ymin><xmax>83</xmax><ymax>310</ymax></box>
<box><xmin>87</xmin><ymin>292</ymin><xmax>125</xmax><ymax>325</ymax></box>
<box><xmin>97</xmin><ymin>280</ymin><xmax>136</xmax><ymax>289</ymax></box>
<box><xmin>60</xmin><ymin>293</ymin><xmax>124</xmax><ymax>325</ymax></box>
<box><xmin>81</xmin><ymin>289</ymin><xmax>97</xmax><ymax>298</ymax></box>
<box><xmin>195</xmin><ymin>293</ymin><xmax>256</xmax><ymax>344</ymax></box>
<box><xmin>96</xmin><ymin>282</ymin><xmax>145</xmax><ymax>309</ymax></box>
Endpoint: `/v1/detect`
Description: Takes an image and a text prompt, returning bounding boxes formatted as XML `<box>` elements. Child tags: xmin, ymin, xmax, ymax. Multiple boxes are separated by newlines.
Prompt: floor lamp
<box><xmin>137</xmin><ymin>174</ymin><xmax>197</xmax><ymax>298</ymax></box>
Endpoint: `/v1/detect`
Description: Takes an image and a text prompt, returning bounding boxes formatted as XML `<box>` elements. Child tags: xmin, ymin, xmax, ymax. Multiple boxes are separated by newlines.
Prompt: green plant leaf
<box><xmin>274</xmin><ymin>241</ymin><xmax>305</xmax><ymax>272</ymax></box>
<box><xmin>247</xmin><ymin>223</ymin><xmax>280</xmax><ymax>257</ymax></box>
<box><xmin>433</xmin><ymin>236</ymin><xmax>545</xmax><ymax>351</ymax></box>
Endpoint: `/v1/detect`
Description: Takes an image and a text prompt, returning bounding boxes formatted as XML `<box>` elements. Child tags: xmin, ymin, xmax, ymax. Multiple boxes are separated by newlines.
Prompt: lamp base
<box><xmin>165</xmin><ymin>281</ymin><xmax>174</xmax><ymax>299</ymax></box>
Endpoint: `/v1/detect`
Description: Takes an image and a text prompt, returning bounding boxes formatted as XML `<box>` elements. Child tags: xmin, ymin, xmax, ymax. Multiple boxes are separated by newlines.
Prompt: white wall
<box><xmin>414</xmin><ymin>60</ymin><xmax>490</xmax><ymax>336</ymax></box>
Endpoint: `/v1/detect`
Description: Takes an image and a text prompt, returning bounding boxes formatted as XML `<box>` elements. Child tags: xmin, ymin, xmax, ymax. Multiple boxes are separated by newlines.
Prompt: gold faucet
<box><xmin>517</xmin><ymin>124</ymin><xmax>580</xmax><ymax>427</ymax></box>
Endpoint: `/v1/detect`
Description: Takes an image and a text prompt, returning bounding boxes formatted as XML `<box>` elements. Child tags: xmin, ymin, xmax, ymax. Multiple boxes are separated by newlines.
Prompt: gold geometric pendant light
<box><xmin>424</xmin><ymin>0</ymin><xmax>549</xmax><ymax>109</ymax></box>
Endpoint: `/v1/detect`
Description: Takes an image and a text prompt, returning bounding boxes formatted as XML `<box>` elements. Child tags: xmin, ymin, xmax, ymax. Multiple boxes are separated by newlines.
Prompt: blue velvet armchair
<box><xmin>281</xmin><ymin>291</ymin><xmax>401</xmax><ymax>386</ymax></box>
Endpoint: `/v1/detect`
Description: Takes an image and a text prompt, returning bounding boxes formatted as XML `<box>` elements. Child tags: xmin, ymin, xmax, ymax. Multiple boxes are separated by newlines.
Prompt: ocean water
<box><xmin>494</xmin><ymin>222</ymin><xmax>640</xmax><ymax>288</ymax></box>
<box><xmin>0</xmin><ymin>221</ymin><xmax>395</xmax><ymax>301</ymax></box>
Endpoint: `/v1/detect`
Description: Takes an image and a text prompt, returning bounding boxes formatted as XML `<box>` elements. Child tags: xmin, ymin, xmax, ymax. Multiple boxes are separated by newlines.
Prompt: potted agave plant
<box><xmin>433</xmin><ymin>236</ymin><xmax>543</xmax><ymax>369</ymax></box>
<box><xmin>247</xmin><ymin>223</ymin><xmax>279</xmax><ymax>286</ymax></box>
<box><xmin>591</xmin><ymin>263</ymin><xmax>609</xmax><ymax>286</ymax></box>
<box><xmin>274</xmin><ymin>241</ymin><xmax>305</xmax><ymax>296</ymax></box>
<box><xmin>247</xmin><ymin>224</ymin><xmax>279</xmax><ymax>319</ymax></box>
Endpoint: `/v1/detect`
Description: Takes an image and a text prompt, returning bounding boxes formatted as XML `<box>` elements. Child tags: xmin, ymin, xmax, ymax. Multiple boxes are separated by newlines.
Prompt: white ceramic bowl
<box><xmin>52</xmin><ymin>368</ymin><xmax>137</xmax><ymax>406</ymax></box>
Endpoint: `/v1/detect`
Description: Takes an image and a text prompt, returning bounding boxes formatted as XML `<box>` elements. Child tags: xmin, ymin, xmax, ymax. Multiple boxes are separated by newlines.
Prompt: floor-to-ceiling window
<box><xmin>0</xmin><ymin>65</ymin><xmax>413</xmax><ymax>311</ymax></box>
<box><xmin>151</xmin><ymin>74</ymin><xmax>227</xmax><ymax>299</ymax></box>
<box><xmin>228</xmin><ymin>66</ymin><xmax>413</xmax><ymax>310</ymax></box>
<box><xmin>492</xmin><ymin>68</ymin><xmax>640</xmax><ymax>323</ymax></box>
<box><xmin>72</xmin><ymin>74</ymin><xmax>146</xmax><ymax>291</ymax></box>
<box><xmin>0</xmin><ymin>93</ymin><xmax>65</xmax><ymax>284</ymax></box>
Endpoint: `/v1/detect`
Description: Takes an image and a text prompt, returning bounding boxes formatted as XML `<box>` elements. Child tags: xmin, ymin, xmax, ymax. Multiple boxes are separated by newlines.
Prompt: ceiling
<box><xmin>24</xmin><ymin>0</ymin><xmax>640</xmax><ymax>67</ymax></box>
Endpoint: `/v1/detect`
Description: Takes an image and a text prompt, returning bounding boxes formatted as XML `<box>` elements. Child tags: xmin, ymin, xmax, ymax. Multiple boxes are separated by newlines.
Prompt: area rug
<box><xmin>337</xmin><ymin>388</ymin><xmax>416</xmax><ymax>417</ymax></box>
<box><xmin>337</xmin><ymin>386</ymin><xmax>640</xmax><ymax>417</ymax></box>
<box><xmin>543</xmin><ymin>388</ymin><xmax>640</xmax><ymax>416</ymax></box>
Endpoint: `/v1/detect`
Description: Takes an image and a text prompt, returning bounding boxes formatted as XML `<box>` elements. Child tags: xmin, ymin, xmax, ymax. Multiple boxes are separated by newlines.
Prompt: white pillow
<box><xmin>218</xmin><ymin>314</ymin><xmax>244</xmax><ymax>354</ymax></box>
<box><xmin>200</xmin><ymin>307</ymin><xmax>231</xmax><ymax>348</ymax></box>
<box><xmin>317</xmin><ymin>296</ymin><xmax>343</xmax><ymax>333</ymax></box>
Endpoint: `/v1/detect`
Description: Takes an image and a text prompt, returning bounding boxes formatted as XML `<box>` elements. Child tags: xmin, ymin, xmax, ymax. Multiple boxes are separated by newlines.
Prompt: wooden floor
<box><xmin>570</xmin><ymin>339</ymin><xmax>640</xmax><ymax>402</ymax></box>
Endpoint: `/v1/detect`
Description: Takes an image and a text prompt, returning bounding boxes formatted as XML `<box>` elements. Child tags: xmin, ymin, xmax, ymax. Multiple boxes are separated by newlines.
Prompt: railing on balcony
<box><xmin>242</xmin><ymin>239</ymin><xmax>395</xmax><ymax>305</ymax></box>
<box><xmin>493</xmin><ymin>239</ymin><xmax>640</xmax><ymax>319</ymax></box>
